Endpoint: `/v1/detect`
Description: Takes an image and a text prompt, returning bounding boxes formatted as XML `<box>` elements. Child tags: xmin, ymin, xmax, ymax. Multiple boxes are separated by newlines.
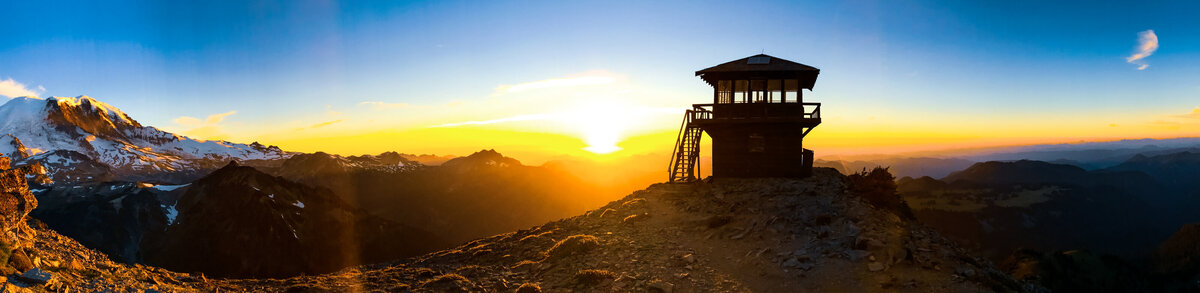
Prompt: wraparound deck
<box><xmin>687</xmin><ymin>102</ymin><xmax>821</xmax><ymax>127</ymax></box>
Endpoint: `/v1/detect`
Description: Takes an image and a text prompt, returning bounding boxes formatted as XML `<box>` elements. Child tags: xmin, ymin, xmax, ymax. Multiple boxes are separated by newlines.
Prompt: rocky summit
<box><xmin>226</xmin><ymin>168</ymin><xmax>1021</xmax><ymax>292</ymax></box>
<box><xmin>0</xmin><ymin>161</ymin><xmax>1024</xmax><ymax>291</ymax></box>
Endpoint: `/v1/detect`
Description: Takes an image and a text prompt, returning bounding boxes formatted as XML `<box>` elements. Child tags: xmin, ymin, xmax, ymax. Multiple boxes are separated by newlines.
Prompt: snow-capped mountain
<box><xmin>0</xmin><ymin>95</ymin><xmax>291</xmax><ymax>183</ymax></box>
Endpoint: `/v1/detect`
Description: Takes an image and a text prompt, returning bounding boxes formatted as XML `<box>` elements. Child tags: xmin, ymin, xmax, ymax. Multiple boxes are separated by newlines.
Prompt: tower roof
<box><xmin>695</xmin><ymin>54</ymin><xmax>820</xmax><ymax>89</ymax></box>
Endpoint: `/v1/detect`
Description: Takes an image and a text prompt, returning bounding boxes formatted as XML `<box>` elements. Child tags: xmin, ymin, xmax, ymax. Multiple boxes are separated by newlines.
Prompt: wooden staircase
<box><xmin>669</xmin><ymin>109</ymin><xmax>708</xmax><ymax>183</ymax></box>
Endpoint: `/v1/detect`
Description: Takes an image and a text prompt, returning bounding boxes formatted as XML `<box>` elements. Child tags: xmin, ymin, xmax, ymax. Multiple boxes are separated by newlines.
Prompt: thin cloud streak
<box><xmin>431</xmin><ymin>113</ymin><xmax>558</xmax><ymax>128</ymax></box>
<box><xmin>1126</xmin><ymin>30</ymin><xmax>1158</xmax><ymax>70</ymax></box>
<box><xmin>172</xmin><ymin>110</ymin><xmax>238</xmax><ymax>140</ymax></box>
<box><xmin>309</xmin><ymin>119</ymin><xmax>344</xmax><ymax>129</ymax></box>
<box><xmin>359</xmin><ymin>101</ymin><xmax>415</xmax><ymax>109</ymax></box>
<box><xmin>494</xmin><ymin>75</ymin><xmax>615</xmax><ymax>95</ymax></box>
<box><xmin>1174</xmin><ymin>107</ymin><xmax>1200</xmax><ymax>119</ymax></box>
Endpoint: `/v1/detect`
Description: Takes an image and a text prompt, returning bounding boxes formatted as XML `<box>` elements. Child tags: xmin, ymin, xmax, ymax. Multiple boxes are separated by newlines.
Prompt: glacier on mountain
<box><xmin>0</xmin><ymin>95</ymin><xmax>291</xmax><ymax>183</ymax></box>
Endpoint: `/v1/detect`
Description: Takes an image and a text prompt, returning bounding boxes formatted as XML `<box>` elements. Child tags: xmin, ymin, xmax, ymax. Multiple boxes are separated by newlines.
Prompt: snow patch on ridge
<box><xmin>0</xmin><ymin>95</ymin><xmax>293</xmax><ymax>182</ymax></box>
<box><xmin>151</xmin><ymin>183</ymin><xmax>190</xmax><ymax>191</ymax></box>
<box><xmin>162</xmin><ymin>204</ymin><xmax>179</xmax><ymax>225</ymax></box>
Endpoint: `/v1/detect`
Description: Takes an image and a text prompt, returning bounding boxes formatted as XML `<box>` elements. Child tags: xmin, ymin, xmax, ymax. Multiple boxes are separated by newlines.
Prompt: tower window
<box><xmin>750</xmin><ymin>80</ymin><xmax>766</xmax><ymax>103</ymax></box>
<box><xmin>717</xmin><ymin>80</ymin><xmax>732</xmax><ymax>103</ymax></box>
<box><xmin>734</xmin><ymin>80</ymin><xmax>748</xmax><ymax>103</ymax></box>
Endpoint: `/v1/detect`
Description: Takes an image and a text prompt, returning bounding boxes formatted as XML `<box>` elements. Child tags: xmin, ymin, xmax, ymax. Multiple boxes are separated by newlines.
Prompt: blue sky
<box><xmin>2</xmin><ymin>1</ymin><xmax>1199</xmax><ymax>158</ymax></box>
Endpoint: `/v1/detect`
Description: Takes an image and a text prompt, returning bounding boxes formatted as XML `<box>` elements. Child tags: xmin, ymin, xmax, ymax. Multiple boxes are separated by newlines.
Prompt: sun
<box><xmin>562</xmin><ymin>100</ymin><xmax>635</xmax><ymax>155</ymax></box>
<box><xmin>581</xmin><ymin>125</ymin><xmax>623</xmax><ymax>154</ymax></box>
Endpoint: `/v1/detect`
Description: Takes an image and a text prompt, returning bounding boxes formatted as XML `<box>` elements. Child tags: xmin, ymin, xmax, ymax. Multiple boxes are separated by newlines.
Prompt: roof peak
<box><xmin>694</xmin><ymin>55</ymin><xmax>821</xmax><ymax>89</ymax></box>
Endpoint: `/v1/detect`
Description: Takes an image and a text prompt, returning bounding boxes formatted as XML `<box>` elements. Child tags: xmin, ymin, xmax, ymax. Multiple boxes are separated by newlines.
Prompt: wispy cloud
<box><xmin>172</xmin><ymin>110</ymin><xmax>237</xmax><ymax>140</ymax></box>
<box><xmin>431</xmin><ymin>113</ymin><xmax>558</xmax><ymax>128</ymax></box>
<box><xmin>493</xmin><ymin>73</ymin><xmax>616</xmax><ymax>95</ymax></box>
<box><xmin>1174</xmin><ymin>107</ymin><xmax>1200</xmax><ymax>119</ymax></box>
<box><xmin>359</xmin><ymin>101</ymin><xmax>415</xmax><ymax>109</ymax></box>
<box><xmin>308</xmin><ymin>119</ymin><xmax>343</xmax><ymax>129</ymax></box>
<box><xmin>292</xmin><ymin>119</ymin><xmax>346</xmax><ymax>131</ymax></box>
<box><xmin>1126</xmin><ymin>30</ymin><xmax>1158</xmax><ymax>70</ymax></box>
<box><xmin>0</xmin><ymin>78</ymin><xmax>42</xmax><ymax>98</ymax></box>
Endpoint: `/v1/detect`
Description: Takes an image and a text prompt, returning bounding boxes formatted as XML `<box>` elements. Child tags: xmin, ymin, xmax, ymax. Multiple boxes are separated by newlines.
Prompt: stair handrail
<box><xmin>668</xmin><ymin>109</ymin><xmax>694</xmax><ymax>182</ymax></box>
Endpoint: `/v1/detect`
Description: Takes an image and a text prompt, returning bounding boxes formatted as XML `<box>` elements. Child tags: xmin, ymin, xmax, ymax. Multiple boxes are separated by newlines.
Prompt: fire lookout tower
<box><xmin>669</xmin><ymin>54</ymin><xmax>822</xmax><ymax>182</ymax></box>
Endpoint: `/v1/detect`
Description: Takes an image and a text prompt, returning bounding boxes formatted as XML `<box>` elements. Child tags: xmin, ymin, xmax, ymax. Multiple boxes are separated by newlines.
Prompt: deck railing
<box><xmin>691</xmin><ymin>102</ymin><xmax>820</xmax><ymax>120</ymax></box>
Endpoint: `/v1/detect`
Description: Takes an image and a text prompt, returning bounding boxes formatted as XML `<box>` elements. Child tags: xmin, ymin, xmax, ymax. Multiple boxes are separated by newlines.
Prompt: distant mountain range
<box><xmin>896</xmin><ymin>153</ymin><xmax>1200</xmax><ymax>291</ymax></box>
<box><xmin>818</xmin><ymin>137</ymin><xmax>1200</xmax><ymax>179</ymax></box>
<box><xmin>815</xmin><ymin>157</ymin><xmax>974</xmax><ymax>179</ymax></box>
<box><xmin>3</xmin><ymin>95</ymin><xmax>614</xmax><ymax>278</ymax></box>
<box><xmin>273</xmin><ymin>149</ymin><xmax>610</xmax><ymax>245</ymax></box>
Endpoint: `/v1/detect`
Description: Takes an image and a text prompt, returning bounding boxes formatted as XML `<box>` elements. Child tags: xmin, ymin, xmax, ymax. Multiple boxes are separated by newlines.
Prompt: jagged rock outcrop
<box><xmin>0</xmin><ymin>154</ymin><xmax>56</xmax><ymax>289</ymax></box>
<box><xmin>0</xmin><ymin>135</ymin><xmax>29</xmax><ymax>160</ymax></box>
<box><xmin>0</xmin><ymin>156</ymin><xmax>37</xmax><ymax>235</ymax></box>
<box><xmin>230</xmin><ymin>168</ymin><xmax>1022</xmax><ymax>292</ymax></box>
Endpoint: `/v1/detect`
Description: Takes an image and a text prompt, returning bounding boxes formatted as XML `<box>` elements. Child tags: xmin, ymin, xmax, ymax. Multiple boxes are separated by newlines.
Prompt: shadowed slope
<box><xmin>231</xmin><ymin>168</ymin><xmax>1022</xmax><ymax>292</ymax></box>
<box><xmin>144</xmin><ymin>161</ymin><xmax>449</xmax><ymax>278</ymax></box>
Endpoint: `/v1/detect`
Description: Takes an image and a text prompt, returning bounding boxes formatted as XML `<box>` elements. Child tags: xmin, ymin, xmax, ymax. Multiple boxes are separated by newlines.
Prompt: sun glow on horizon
<box><xmin>567</xmin><ymin>100</ymin><xmax>635</xmax><ymax>154</ymax></box>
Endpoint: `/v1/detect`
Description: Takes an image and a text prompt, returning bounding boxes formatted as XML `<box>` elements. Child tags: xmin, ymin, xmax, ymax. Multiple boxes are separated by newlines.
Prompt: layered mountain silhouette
<box><xmin>4</xmin><ymin>96</ymin><xmax>623</xmax><ymax>279</ymax></box>
<box><xmin>900</xmin><ymin>160</ymin><xmax>1162</xmax><ymax>259</ymax></box>
<box><xmin>816</xmin><ymin>157</ymin><xmax>975</xmax><ymax>179</ymax></box>
<box><xmin>33</xmin><ymin>160</ymin><xmax>452</xmax><ymax>278</ymax></box>
<box><xmin>275</xmin><ymin>149</ymin><xmax>610</xmax><ymax>244</ymax></box>
<box><xmin>895</xmin><ymin>154</ymin><xmax>1200</xmax><ymax>291</ymax></box>
<box><xmin>143</xmin><ymin>161</ymin><xmax>449</xmax><ymax>278</ymax></box>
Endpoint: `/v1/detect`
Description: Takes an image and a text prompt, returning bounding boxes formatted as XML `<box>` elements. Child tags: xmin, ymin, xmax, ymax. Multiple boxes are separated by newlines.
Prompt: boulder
<box><xmin>17</xmin><ymin>268</ymin><xmax>54</xmax><ymax>284</ymax></box>
<box><xmin>7</xmin><ymin>249</ymin><xmax>32</xmax><ymax>272</ymax></box>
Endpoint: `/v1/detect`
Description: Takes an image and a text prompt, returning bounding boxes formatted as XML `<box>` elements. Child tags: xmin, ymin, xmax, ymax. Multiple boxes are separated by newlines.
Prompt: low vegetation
<box><xmin>544</xmin><ymin>234</ymin><xmax>599</xmax><ymax>260</ymax></box>
<box><xmin>573</xmin><ymin>269</ymin><xmax>617</xmax><ymax>286</ymax></box>
<box><xmin>417</xmin><ymin>273</ymin><xmax>474</xmax><ymax>291</ymax></box>
<box><xmin>845</xmin><ymin>167</ymin><xmax>915</xmax><ymax>220</ymax></box>
<box><xmin>515</xmin><ymin>282</ymin><xmax>542</xmax><ymax>293</ymax></box>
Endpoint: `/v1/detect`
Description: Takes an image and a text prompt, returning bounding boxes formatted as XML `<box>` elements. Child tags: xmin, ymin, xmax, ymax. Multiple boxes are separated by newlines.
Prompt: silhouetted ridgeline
<box><xmin>274</xmin><ymin>149</ymin><xmax>611</xmax><ymax>245</ymax></box>
<box><xmin>897</xmin><ymin>154</ymin><xmax>1200</xmax><ymax>291</ymax></box>
<box><xmin>30</xmin><ymin>149</ymin><xmax>613</xmax><ymax>278</ymax></box>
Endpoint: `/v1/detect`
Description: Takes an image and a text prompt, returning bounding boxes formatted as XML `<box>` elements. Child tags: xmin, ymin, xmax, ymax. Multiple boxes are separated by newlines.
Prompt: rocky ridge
<box><xmin>0</xmin><ymin>153</ymin><xmax>215</xmax><ymax>291</ymax></box>
<box><xmin>0</xmin><ymin>163</ymin><xmax>1026</xmax><ymax>291</ymax></box>
<box><xmin>228</xmin><ymin>168</ymin><xmax>1022</xmax><ymax>292</ymax></box>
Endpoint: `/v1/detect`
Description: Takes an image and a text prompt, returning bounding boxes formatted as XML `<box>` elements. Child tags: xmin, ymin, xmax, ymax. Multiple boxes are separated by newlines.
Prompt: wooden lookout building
<box><xmin>669</xmin><ymin>54</ymin><xmax>822</xmax><ymax>182</ymax></box>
